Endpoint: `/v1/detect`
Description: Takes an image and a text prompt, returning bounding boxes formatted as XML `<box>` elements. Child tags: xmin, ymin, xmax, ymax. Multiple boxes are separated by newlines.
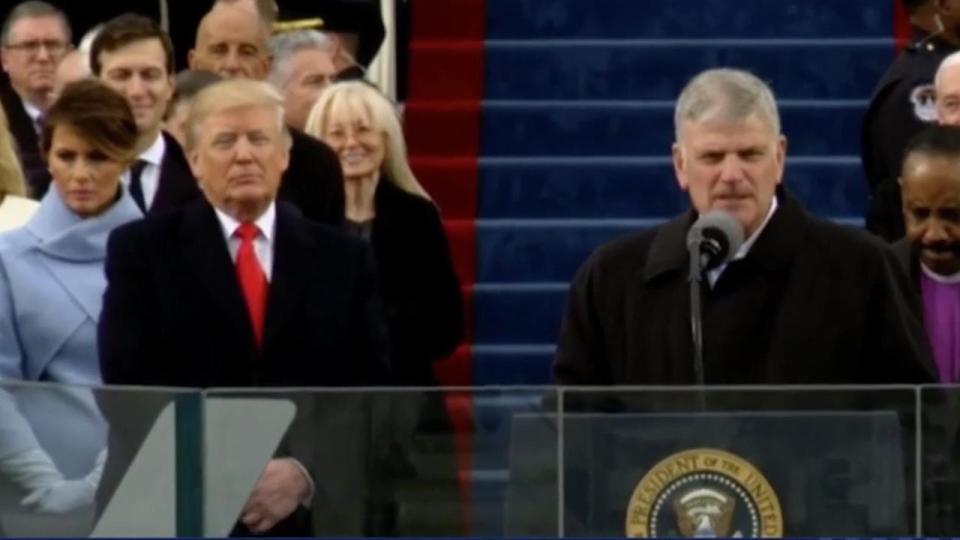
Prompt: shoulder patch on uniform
<box><xmin>910</xmin><ymin>83</ymin><xmax>938</xmax><ymax>122</ymax></box>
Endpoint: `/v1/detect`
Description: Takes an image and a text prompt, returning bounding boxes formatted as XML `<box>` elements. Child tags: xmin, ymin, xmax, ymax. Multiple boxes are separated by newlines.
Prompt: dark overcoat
<box><xmin>554</xmin><ymin>191</ymin><xmax>936</xmax><ymax>386</ymax></box>
<box><xmin>96</xmin><ymin>198</ymin><xmax>389</xmax><ymax>536</ymax></box>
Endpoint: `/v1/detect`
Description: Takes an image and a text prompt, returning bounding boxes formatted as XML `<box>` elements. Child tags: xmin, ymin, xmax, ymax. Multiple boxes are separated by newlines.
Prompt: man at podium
<box><xmin>554</xmin><ymin>67</ymin><xmax>936</xmax><ymax>387</ymax></box>
<box><xmin>542</xmin><ymin>67</ymin><xmax>943</xmax><ymax>538</ymax></box>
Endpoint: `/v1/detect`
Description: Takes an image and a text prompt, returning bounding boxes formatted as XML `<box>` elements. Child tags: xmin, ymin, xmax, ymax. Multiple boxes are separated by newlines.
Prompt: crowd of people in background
<box><xmin>0</xmin><ymin>0</ymin><xmax>462</xmax><ymax>536</ymax></box>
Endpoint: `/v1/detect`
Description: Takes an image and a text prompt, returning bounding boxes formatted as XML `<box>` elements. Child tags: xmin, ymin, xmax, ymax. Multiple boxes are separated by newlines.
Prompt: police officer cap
<box><xmin>273</xmin><ymin>0</ymin><xmax>385</xmax><ymax>67</ymax></box>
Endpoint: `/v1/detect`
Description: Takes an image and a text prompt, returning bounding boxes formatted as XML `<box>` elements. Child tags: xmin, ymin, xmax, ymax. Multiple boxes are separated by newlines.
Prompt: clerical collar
<box><xmin>921</xmin><ymin>263</ymin><xmax>960</xmax><ymax>284</ymax></box>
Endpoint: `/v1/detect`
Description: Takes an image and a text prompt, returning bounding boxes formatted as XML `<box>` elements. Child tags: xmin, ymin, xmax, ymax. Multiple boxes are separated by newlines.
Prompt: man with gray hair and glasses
<box><xmin>554</xmin><ymin>67</ymin><xmax>935</xmax><ymax>387</ymax></box>
<box><xmin>0</xmin><ymin>1</ymin><xmax>71</xmax><ymax>197</ymax></box>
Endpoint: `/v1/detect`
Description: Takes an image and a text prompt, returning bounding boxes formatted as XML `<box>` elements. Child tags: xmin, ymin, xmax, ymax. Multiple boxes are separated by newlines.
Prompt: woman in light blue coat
<box><xmin>0</xmin><ymin>80</ymin><xmax>141</xmax><ymax>533</ymax></box>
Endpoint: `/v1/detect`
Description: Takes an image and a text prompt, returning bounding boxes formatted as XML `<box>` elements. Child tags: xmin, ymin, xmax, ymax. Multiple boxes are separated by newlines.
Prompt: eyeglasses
<box><xmin>4</xmin><ymin>40</ymin><xmax>69</xmax><ymax>56</ymax></box>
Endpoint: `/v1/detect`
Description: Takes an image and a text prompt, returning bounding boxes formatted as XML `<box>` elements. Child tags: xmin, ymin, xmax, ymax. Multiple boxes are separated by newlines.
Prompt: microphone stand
<box><xmin>687</xmin><ymin>234</ymin><xmax>706</xmax><ymax>387</ymax></box>
<box><xmin>685</xmin><ymin>210</ymin><xmax>742</xmax><ymax>414</ymax></box>
<box><xmin>687</xmin><ymin>232</ymin><xmax>708</xmax><ymax>413</ymax></box>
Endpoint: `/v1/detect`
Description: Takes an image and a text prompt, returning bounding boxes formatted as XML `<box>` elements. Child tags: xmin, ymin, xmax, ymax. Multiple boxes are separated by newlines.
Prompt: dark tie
<box><xmin>235</xmin><ymin>223</ymin><xmax>268</xmax><ymax>349</ymax></box>
<box><xmin>33</xmin><ymin>113</ymin><xmax>45</xmax><ymax>137</ymax></box>
<box><xmin>129</xmin><ymin>159</ymin><xmax>149</xmax><ymax>212</ymax></box>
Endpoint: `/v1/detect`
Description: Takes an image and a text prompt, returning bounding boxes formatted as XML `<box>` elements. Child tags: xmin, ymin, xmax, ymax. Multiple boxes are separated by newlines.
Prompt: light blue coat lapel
<box><xmin>5</xmin><ymin>188</ymin><xmax>142</xmax><ymax>380</ymax></box>
<box><xmin>25</xmin><ymin>188</ymin><xmax>142</xmax><ymax>321</ymax></box>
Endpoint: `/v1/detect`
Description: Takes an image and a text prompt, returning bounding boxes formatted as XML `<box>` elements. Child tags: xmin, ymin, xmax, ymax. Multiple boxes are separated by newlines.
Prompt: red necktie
<box><xmin>235</xmin><ymin>222</ymin><xmax>268</xmax><ymax>349</ymax></box>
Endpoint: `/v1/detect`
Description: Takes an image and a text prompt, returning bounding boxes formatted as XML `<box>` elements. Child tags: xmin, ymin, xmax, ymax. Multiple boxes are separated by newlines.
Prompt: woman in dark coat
<box><xmin>305</xmin><ymin>80</ymin><xmax>464</xmax><ymax>535</ymax></box>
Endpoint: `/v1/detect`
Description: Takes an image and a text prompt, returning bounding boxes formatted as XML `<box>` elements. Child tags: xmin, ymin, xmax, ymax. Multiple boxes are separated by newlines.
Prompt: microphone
<box><xmin>686</xmin><ymin>210</ymin><xmax>745</xmax><ymax>273</ymax></box>
<box><xmin>685</xmin><ymin>209</ymin><xmax>744</xmax><ymax>388</ymax></box>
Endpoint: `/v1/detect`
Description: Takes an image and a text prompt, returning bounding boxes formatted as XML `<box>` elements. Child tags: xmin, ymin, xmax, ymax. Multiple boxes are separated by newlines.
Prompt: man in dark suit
<box><xmin>90</xmin><ymin>14</ymin><xmax>199</xmax><ymax>215</ymax></box>
<box><xmin>0</xmin><ymin>1</ymin><xmax>72</xmax><ymax>198</ymax></box>
<box><xmin>189</xmin><ymin>1</ymin><xmax>346</xmax><ymax>226</ymax></box>
<box><xmin>554</xmin><ymin>68</ymin><xmax>936</xmax><ymax>387</ymax></box>
<box><xmin>893</xmin><ymin>124</ymin><xmax>960</xmax><ymax>384</ymax></box>
<box><xmin>98</xmin><ymin>78</ymin><xmax>388</xmax><ymax>535</ymax></box>
<box><xmin>890</xmin><ymin>125</ymin><xmax>960</xmax><ymax>534</ymax></box>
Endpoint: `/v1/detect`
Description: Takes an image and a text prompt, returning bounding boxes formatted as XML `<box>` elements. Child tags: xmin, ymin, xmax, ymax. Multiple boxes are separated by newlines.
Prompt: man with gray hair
<box><xmin>935</xmin><ymin>50</ymin><xmax>960</xmax><ymax>126</ymax></box>
<box><xmin>554</xmin><ymin>67</ymin><xmax>935</xmax><ymax>386</ymax></box>
<box><xmin>0</xmin><ymin>1</ymin><xmax>71</xmax><ymax>197</ymax></box>
<box><xmin>268</xmin><ymin>30</ymin><xmax>338</xmax><ymax>131</ymax></box>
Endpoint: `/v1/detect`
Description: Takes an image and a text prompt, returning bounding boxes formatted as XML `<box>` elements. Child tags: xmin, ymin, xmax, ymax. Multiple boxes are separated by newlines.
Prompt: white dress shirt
<box><xmin>20</xmin><ymin>98</ymin><xmax>42</xmax><ymax>135</ymax></box>
<box><xmin>707</xmin><ymin>196</ymin><xmax>779</xmax><ymax>287</ymax></box>
<box><xmin>123</xmin><ymin>133</ymin><xmax>165</xmax><ymax>210</ymax></box>
<box><xmin>213</xmin><ymin>202</ymin><xmax>276</xmax><ymax>280</ymax></box>
<box><xmin>212</xmin><ymin>201</ymin><xmax>313</xmax><ymax>501</ymax></box>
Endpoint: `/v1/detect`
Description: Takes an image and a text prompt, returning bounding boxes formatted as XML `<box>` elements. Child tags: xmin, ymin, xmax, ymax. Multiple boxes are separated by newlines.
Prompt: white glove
<box><xmin>20</xmin><ymin>477</ymin><xmax>95</xmax><ymax>513</ymax></box>
<box><xmin>0</xmin><ymin>447</ymin><xmax>106</xmax><ymax>514</ymax></box>
<box><xmin>21</xmin><ymin>448</ymin><xmax>105</xmax><ymax>513</ymax></box>
<box><xmin>0</xmin><ymin>447</ymin><xmax>64</xmax><ymax>492</ymax></box>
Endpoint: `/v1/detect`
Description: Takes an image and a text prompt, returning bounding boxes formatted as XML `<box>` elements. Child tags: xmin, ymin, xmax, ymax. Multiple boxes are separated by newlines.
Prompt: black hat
<box><xmin>273</xmin><ymin>0</ymin><xmax>385</xmax><ymax>67</ymax></box>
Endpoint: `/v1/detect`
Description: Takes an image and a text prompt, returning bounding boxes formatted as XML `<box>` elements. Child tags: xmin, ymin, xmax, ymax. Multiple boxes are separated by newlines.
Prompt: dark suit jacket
<box><xmin>149</xmin><ymin>132</ymin><xmax>200</xmax><ymax>214</ymax></box>
<box><xmin>0</xmin><ymin>83</ymin><xmax>48</xmax><ymax>198</ymax></box>
<box><xmin>281</xmin><ymin>129</ymin><xmax>346</xmax><ymax>227</ymax></box>
<box><xmin>99</xmin><ymin>196</ymin><xmax>387</xmax><ymax>385</ymax></box>
<box><xmin>890</xmin><ymin>238</ymin><xmax>960</xmax><ymax>535</ymax></box>
<box><xmin>97</xmin><ymin>198</ymin><xmax>389</xmax><ymax>535</ymax></box>
<box><xmin>363</xmin><ymin>181</ymin><xmax>464</xmax><ymax>534</ymax></box>
<box><xmin>370</xmin><ymin>180</ymin><xmax>463</xmax><ymax>386</ymax></box>
<box><xmin>892</xmin><ymin>239</ymin><xmax>920</xmax><ymax>283</ymax></box>
<box><xmin>554</xmin><ymin>189</ymin><xmax>936</xmax><ymax>387</ymax></box>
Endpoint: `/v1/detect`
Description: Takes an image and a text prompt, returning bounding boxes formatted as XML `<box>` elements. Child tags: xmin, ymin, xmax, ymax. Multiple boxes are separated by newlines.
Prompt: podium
<box><xmin>501</xmin><ymin>385</ymin><xmax>960</xmax><ymax>538</ymax></box>
<box><xmin>1</xmin><ymin>384</ymin><xmax>958</xmax><ymax>537</ymax></box>
<box><xmin>507</xmin><ymin>410</ymin><xmax>910</xmax><ymax>537</ymax></box>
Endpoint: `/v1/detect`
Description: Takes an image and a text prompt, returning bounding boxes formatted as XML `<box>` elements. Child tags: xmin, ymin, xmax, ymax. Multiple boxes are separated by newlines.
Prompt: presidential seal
<box><xmin>625</xmin><ymin>448</ymin><xmax>783</xmax><ymax>538</ymax></box>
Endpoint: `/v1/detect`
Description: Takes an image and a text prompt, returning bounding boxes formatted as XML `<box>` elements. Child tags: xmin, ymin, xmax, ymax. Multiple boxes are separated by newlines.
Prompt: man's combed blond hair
<box><xmin>186</xmin><ymin>78</ymin><xmax>290</xmax><ymax>151</ymax></box>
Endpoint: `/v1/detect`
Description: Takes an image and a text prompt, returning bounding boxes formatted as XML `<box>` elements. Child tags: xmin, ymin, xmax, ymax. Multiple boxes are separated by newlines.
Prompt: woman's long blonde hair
<box><xmin>304</xmin><ymin>80</ymin><xmax>430</xmax><ymax>200</ymax></box>
<box><xmin>0</xmin><ymin>106</ymin><xmax>27</xmax><ymax>198</ymax></box>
